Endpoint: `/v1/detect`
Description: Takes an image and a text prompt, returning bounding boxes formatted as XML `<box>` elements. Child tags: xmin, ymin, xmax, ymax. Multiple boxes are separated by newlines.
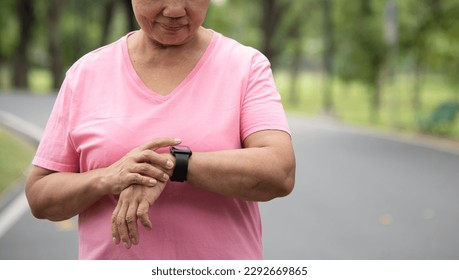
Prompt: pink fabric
<box><xmin>33</xmin><ymin>31</ymin><xmax>290</xmax><ymax>259</ymax></box>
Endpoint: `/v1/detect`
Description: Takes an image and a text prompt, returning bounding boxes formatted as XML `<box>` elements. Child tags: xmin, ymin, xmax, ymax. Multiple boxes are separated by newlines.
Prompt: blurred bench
<box><xmin>418</xmin><ymin>101</ymin><xmax>459</xmax><ymax>135</ymax></box>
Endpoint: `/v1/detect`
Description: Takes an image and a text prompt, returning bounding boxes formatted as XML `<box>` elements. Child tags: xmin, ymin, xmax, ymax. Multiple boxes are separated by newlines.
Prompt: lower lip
<box><xmin>160</xmin><ymin>24</ymin><xmax>185</xmax><ymax>32</ymax></box>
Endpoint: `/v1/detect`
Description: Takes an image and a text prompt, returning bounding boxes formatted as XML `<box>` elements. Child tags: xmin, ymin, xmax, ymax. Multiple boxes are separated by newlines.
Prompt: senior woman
<box><xmin>26</xmin><ymin>0</ymin><xmax>296</xmax><ymax>259</ymax></box>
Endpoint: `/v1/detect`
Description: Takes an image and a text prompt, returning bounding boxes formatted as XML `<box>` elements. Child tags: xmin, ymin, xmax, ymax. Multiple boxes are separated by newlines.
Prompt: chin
<box><xmin>155</xmin><ymin>36</ymin><xmax>193</xmax><ymax>47</ymax></box>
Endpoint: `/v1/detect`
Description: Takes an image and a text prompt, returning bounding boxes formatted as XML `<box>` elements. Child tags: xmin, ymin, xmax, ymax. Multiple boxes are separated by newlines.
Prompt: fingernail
<box><xmin>174</xmin><ymin>138</ymin><xmax>182</xmax><ymax>143</ymax></box>
<box><xmin>163</xmin><ymin>173</ymin><xmax>169</xmax><ymax>181</ymax></box>
<box><xmin>149</xmin><ymin>179</ymin><xmax>157</xmax><ymax>185</ymax></box>
<box><xmin>113</xmin><ymin>237</ymin><xmax>118</xmax><ymax>245</ymax></box>
<box><xmin>166</xmin><ymin>160</ymin><xmax>173</xmax><ymax>168</ymax></box>
<box><xmin>123</xmin><ymin>241</ymin><xmax>130</xmax><ymax>249</ymax></box>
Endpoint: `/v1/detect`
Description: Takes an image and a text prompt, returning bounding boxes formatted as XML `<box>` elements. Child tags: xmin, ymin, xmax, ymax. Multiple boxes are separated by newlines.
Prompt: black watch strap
<box><xmin>170</xmin><ymin>146</ymin><xmax>192</xmax><ymax>182</ymax></box>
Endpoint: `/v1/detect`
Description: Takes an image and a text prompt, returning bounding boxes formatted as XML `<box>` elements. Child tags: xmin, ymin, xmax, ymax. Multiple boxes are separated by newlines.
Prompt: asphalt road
<box><xmin>1</xmin><ymin>93</ymin><xmax>459</xmax><ymax>260</ymax></box>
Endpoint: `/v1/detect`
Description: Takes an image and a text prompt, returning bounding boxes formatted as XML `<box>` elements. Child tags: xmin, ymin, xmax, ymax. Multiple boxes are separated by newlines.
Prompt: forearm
<box><xmin>187</xmin><ymin>145</ymin><xmax>295</xmax><ymax>202</ymax></box>
<box><xmin>25</xmin><ymin>168</ymin><xmax>108</xmax><ymax>221</ymax></box>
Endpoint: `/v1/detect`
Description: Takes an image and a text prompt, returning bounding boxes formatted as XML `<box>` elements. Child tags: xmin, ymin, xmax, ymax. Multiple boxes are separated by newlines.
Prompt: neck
<box><xmin>131</xmin><ymin>27</ymin><xmax>210</xmax><ymax>59</ymax></box>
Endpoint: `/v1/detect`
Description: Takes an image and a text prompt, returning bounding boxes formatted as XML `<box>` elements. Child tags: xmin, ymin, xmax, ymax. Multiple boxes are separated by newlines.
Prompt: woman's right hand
<box><xmin>26</xmin><ymin>137</ymin><xmax>181</xmax><ymax>221</ymax></box>
<box><xmin>100</xmin><ymin>137</ymin><xmax>181</xmax><ymax>195</ymax></box>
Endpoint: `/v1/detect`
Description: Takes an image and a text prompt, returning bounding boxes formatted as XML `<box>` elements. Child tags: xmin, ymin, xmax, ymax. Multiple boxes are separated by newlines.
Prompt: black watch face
<box><xmin>171</xmin><ymin>145</ymin><xmax>192</xmax><ymax>155</ymax></box>
<box><xmin>173</xmin><ymin>145</ymin><xmax>190</xmax><ymax>151</ymax></box>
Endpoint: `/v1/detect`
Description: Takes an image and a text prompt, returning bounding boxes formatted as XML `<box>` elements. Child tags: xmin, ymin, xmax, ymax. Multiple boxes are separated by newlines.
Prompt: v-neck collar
<box><xmin>121</xmin><ymin>30</ymin><xmax>218</xmax><ymax>101</ymax></box>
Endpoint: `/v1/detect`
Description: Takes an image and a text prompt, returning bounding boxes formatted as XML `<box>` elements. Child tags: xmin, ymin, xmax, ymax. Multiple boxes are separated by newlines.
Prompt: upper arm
<box><xmin>243</xmin><ymin>129</ymin><xmax>292</xmax><ymax>148</ymax></box>
<box><xmin>243</xmin><ymin>129</ymin><xmax>296</xmax><ymax>195</ymax></box>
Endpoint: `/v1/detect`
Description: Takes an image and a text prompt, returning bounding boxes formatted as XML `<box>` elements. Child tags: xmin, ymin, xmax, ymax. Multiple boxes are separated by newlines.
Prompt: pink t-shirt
<box><xmin>33</xmin><ymin>30</ymin><xmax>290</xmax><ymax>259</ymax></box>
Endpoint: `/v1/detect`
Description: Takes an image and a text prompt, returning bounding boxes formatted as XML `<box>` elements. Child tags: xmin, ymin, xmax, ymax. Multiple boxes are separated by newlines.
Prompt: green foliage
<box><xmin>273</xmin><ymin>0</ymin><xmax>319</xmax><ymax>68</ymax></box>
<box><xmin>60</xmin><ymin>0</ymin><xmax>117</xmax><ymax>66</ymax></box>
<box><xmin>0</xmin><ymin>0</ymin><xmax>19</xmax><ymax>60</ymax></box>
<box><xmin>334</xmin><ymin>0</ymin><xmax>387</xmax><ymax>86</ymax></box>
<box><xmin>0</xmin><ymin>128</ymin><xmax>34</xmax><ymax>194</ymax></box>
<box><xmin>206</xmin><ymin>0</ymin><xmax>261</xmax><ymax>49</ymax></box>
<box><xmin>398</xmin><ymin>0</ymin><xmax>459</xmax><ymax>91</ymax></box>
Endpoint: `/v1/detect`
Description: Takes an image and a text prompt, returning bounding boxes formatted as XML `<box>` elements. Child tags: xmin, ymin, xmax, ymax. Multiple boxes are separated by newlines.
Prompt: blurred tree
<box><xmin>384</xmin><ymin>0</ymin><xmax>401</xmax><ymax>129</ymax></box>
<box><xmin>0</xmin><ymin>0</ymin><xmax>17</xmax><ymax>89</ymax></box>
<box><xmin>100</xmin><ymin>0</ymin><xmax>138</xmax><ymax>46</ymax></box>
<box><xmin>121</xmin><ymin>0</ymin><xmax>137</xmax><ymax>32</ymax></box>
<box><xmin>258</xmin><ymin>0</ymin><xmax>288</xmax><ymax>66</ymax></box>
<box><xmin>285</xmin><ymin>4</ymin><xmax>306</xmax><ymax>106</ymax></box>
<box><xmin>334</xmin><ymin>0</ymin><xmax>387</xmax><ymax>123</ymax></box>
<box><xmin>276</xmin><ymin>0</ymin><xmax>315</xmax><ymax>106</ymax></box>
<box><xmin>47</xmin><ymin>0</ymin><xmax>64</xmax><ymax>90</ymax></box>
<box><xmin>321</xmin><ymin>0</ymin><xmax>335</xmax><ymax>114</ymax></box>
<box><xmin>13</xmin><ymin>0</ymin><xmax>36</xmax><ymax>90</ymax></box>
<box><xmin>205</xmin><ymin>0</ymin><xmax>261</xmax><ymax>50</ymax></box>
<box><xmin>40</xmin><ymin>0</ymin><xmax>138</xmax><ymax>90</ymax></box>
<box><xmin>100</xmin><ymin>0</ymin><xmax>117</xmax><ymax>46</ymax></box>
<box><xmin>399</xmin><ymin>0</ymin><xmax>459</xmax><ymax>111</ymax></box>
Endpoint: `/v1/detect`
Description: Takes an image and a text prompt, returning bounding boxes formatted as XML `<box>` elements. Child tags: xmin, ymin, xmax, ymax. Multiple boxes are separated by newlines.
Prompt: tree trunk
<box><xmin>322</xmin><ymin>0</ymin><xmax>334</xmax><ymax>114</ymax></box>
<box><xmin>47</xmin><ymin>0</ymin><xmax>64</xmax><ymax>90</ymax></box>
<box><xmin>259</xmin><ymin>0</ymin><xmax>285</xmax><ymax>68</ymax></box>
<box><xmin>122</xmin><ymin>0</ymin><xmax>137</xmax><ymax>32</ymax></box>
<box><xmin>13</xmin><ymin>0</ymin><xmax>35</xmax><ymax>90</ymax></box>
<box><xmin>370</xmin><ymin>85</ymin><xmax>380</xmax><ymax>124</ymax></box>
<box><xmin>100</xmin><ymin>0</ymin><xmax>117</xmax><ymax>46</ymax></box>
<box><xmin>412</xmin><ymin>58</ymin><xmax>423</xmax><ymax>113</ymax></box>
<box><xmin>384</xmin><ymin>0</ymin><xmax>400</xmax><ymax>129</ymax></box>
<box><xmin>288</xmin><ymin>27</ymin><xmax>302</xmax><ymax>106</ymax></box>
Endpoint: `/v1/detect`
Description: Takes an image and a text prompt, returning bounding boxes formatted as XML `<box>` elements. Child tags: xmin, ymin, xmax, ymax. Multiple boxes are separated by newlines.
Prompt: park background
<box><xmin>1</xmin><ymin>0</ymin><xmax>459</xmax><ymax>208</ymax></box>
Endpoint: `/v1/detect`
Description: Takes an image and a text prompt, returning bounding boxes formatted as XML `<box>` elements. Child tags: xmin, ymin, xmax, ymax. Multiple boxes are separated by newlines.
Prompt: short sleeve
<box><xmin>240</xmin><ymin>51</ymin><xmax>290</xmax><ymax>141</ymax></box>
<box><xmin>32</xmin><ymin>73</ymin><xmax>80</xmax><ymax>172</ymax></box>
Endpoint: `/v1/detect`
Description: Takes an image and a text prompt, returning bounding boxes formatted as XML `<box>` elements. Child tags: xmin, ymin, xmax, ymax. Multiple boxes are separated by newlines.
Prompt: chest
<box><xmin>134</xmin><ymin>61</ymin><xmax>197</xmax><ymax>96</ymax></box>
<box><xmin>70</xmin><ymin>90</ymin><xmax>243</xmax><ymax>171</ymax></box>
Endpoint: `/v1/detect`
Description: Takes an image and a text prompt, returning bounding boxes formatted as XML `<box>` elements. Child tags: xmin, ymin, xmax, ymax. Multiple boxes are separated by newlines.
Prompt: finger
<box><xmin>137</xmin><ymin>200</ymin><xmax>152</xmax><ymax>230</ymax></box>
<box><xmin>134</xmin><ymin>150</ymin><xmax>175</xmax><ymax>172</ymax></box>
<box><xmin>127</xmin><ymin>173</ymin><xmax>157</xmax><ymax>188</ymax></box>
<box><xmin>111</xmin><ymin>203</ymin><xmax>122</xmax><ymax>245</ymax></box>
<box><xmin>115</xmin><ymin>201</ymin><xmax>131</xmax><ymax>249</ymax></box>
<box><xmin>139</xmin><ymin>138</ymin><xmax>181</xmax><ymax>151</ymax></box>
<box><xmin>126</xmin><ymin>201</ymin><xmax>139</xmax><ymax>246</ymax></box>
<box><xmin>132</xmin><ymin>159</ymin><xmax>173</xmax><ymax>181</ymax></box>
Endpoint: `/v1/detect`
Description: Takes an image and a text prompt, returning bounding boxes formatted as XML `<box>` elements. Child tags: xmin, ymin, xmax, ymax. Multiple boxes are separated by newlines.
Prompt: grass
<box><xmin>0</xmin><ymin>67</ymin><xmax>53</xmax><ymax>94</ymax></box>
<box><xmin>0</xmin><ymin>127</ymin><xmax>34</xmax><ymax>195</ymax></box>
<box><xmin>274</xmin><ymin>70</ymin><xmax>459</xmax><ymax>140</ymax></box>
<box><xmin>29</xmin><ymin>69</ymin><xmax>53</xmax><ymax>94</ymax></box>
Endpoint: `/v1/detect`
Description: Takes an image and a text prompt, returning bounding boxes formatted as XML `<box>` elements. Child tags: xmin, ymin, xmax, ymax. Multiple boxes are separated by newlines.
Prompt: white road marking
<box><xmin>0</xmin><ymin>110</ymin><xmax>43</xmax><ymax>143</ymax></box>
<box><xmin>0</xmin><ymin>110</ymin><xmax>42</xmax><ymax>239</ymax></box>
<box><xmin>0</xmin><ymin>191</ymin><xmax>29</xmax><ymax>238</ymax></box>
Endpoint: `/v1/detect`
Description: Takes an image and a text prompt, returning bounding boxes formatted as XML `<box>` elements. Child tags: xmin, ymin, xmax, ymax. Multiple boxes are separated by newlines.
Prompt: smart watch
<box><xmin>170</xmin><ymin>145</ymin><xmax>192</xmax><ymax>182</ymax></box>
